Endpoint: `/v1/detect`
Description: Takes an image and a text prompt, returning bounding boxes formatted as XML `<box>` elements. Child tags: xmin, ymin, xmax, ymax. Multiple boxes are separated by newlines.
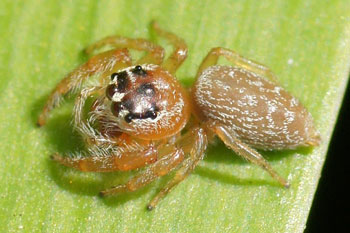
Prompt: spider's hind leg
<box><xmin>214</xmin><ymin>125</ymin><xmax>290</xmax><ymax>188</ymax></box>
<box><xmin>196</xmin><ymin>47</ymin><xmax>278</xmax><ymax>82</ymax></box>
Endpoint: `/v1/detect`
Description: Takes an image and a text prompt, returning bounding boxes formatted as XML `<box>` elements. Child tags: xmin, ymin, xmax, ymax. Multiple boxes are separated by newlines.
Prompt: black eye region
<box><xmin>137</xmin><ymin>83</ymin><xmax>155</xmax><ymax>97</ymax></box>
<box><xmin>121</xmin><ymin>96</ymin><xmax>159</xmax><ymax>123</ymax></box>
<box><xmin>131</xmin><ymin>65</ymin><xmax>147</xmax><ymax>76</ymax></box>
<box><xmin>110</xmin><ymin>71</ymin><xmax>129</xmax><ymax>93</ymax></box>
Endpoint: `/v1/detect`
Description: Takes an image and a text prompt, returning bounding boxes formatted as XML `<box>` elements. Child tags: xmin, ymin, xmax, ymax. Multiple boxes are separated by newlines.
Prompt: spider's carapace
<box><xmin>103</xmin><ymin>64</ymin><xmax>190</xmax><ymax>140</ymax></box>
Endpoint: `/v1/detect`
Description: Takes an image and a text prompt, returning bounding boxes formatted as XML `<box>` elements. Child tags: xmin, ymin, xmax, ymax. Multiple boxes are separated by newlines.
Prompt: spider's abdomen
<box><xmin>192</xmin><ymin>65</ymin><xmax>320</xmax><ymax>150</ymax></box>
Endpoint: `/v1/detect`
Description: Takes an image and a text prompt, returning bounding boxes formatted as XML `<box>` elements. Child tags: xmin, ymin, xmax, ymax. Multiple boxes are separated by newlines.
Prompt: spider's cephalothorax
<box><xmin>98</xmin><ymin>64</ymin><xmax>190</xmax><ymax>140</ymax></box>
<box><xmin>38</xmin><ymin>22</ymin><xmax>320</xmax><ymax>210</ymax></box>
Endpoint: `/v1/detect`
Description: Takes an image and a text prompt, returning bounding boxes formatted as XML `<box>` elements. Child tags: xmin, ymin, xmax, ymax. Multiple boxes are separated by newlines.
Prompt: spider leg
<box><xmin>37</xmin><ymin>49</ymin><xmax>132</xmax><ymax>126</ymax></box>
<box><xmin>151</xmin><ymin>21</ymin><xmax>188</xmax><ymax>74</ymax></box>
<box><xmin>196</xmin><ymin>47</ymin><xmax>277</xmax><ymax>82</ymax></box>
<box><xmin>100</xmin><ymin>144</ymin><xmax>185</xmax><ymax>197</ymax></box>
<box><xmin>51</xmin><ymin>142</ymin><xmax>159</xmax><ymax>172</ymax></box>
<box><xmin>214</xmin><ymin>125</ymin><xmax>290</xmax><ymax>188</ymax></box>
<box><xmin>84</xmin><ymin>35</ymin><xmax>165</xmax><ymax>65</ymax></box>
<box><xmin>147</xmin><ymin>127</ymin><xmax>208</xmax><ymax>210</ymax></box>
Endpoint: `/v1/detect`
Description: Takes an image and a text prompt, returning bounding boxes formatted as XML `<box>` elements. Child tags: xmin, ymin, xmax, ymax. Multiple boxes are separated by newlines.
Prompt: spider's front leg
<box><xmin>85</xmin><ymin>22</ymin><xmax>188</xmax><ymax>75</ymax></box>
<box><xmin>51</xmin><ymin>141</ymin><xmax>159</xmax><ymax>172</ymax></box>
<box><xmin>84</xmin><ymin>34</ymin><xmax>165</xmax><ymax>65</ymax></box>
<box><xmin>37</xmin><ymin>48</ymin><xmax>132</xmax><ymax>126</ymax></box>
<box><xmin>151</xmin><ymin>21</ymin><xmax>188</xmax><ymax>74</ymax></box>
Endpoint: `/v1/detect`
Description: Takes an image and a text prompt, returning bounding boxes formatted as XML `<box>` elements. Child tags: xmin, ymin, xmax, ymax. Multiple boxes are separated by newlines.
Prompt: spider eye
<box><xmin>109</xmin><ymin>71</ymin><xmax>129</xmax><ymax>95</ymax></box>
<box><xmin>111</xmin><ymin>70</ymin><xmax>128</xmax><ymax>81</ymax></box>
<box><xmin>132</xmin><ymin>65</ymin><xmax>147</xmax><ymax>76</ymax></box>
<box><xmin>110</xmin><ymin>73</ymin><xmax>118</xmax><ymax>81</ymax></box>
<box><xmin>124</xmin><ymin>113</ymin><xmax>133</xmax><ymax>123</ymax></box>
<box><xmin>144</xmin><ymin>110</ymin><xmax>157</xmax><ymax>119</ymax></box>
<box><xmin>116</xmin><ymin>72</ymin><xmax>128</xmax><ymax>92</ymax></box>
<box><xmin>106</xmin><ymin>84</ymin><xmax>118</xmax><ymax>100</ymax></box>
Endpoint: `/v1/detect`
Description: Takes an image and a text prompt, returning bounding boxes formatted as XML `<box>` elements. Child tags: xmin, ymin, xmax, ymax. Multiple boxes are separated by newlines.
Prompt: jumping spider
<box><xmin>38</xmin><ymin>22</ymin><xmax>320</xmax><ymax>210</ymax></box>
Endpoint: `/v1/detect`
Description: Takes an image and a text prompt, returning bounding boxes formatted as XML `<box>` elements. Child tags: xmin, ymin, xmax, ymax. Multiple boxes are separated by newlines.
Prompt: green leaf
<box><xmin>1</xmin><ymin>0</ymin><xmax>349</xmax><ymax>232</ymax></box>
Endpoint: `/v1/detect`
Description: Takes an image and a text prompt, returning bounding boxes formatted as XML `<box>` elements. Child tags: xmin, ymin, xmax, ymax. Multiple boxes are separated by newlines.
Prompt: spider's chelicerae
<box><xmin>38</xmin><ymin>22</ymin><xmax>320</xmax><ymax>210</ymax></box>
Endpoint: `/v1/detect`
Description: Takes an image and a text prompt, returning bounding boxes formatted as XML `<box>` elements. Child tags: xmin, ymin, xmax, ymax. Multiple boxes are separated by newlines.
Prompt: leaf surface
<box><xmin>1</xmin><ymin>0</ymin><xmax>349</xmax><ymax>232</ymax></box>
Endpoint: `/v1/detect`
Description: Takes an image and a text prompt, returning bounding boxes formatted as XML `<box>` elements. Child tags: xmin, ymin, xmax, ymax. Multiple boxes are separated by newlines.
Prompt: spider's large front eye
<box><xmin>106</xmin><ymin>84</ymin><xmax>118</xmax><ymax>100</ymax></box>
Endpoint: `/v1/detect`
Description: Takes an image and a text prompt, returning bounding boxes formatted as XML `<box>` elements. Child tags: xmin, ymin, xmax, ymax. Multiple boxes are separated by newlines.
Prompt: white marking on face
<box><xmin>112</xmin><ymin>92</ymin><xmax>125</xmax><ymax>102</ymax></box>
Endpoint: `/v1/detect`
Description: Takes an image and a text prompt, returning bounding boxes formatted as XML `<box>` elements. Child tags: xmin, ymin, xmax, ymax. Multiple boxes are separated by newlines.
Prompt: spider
<box><xmin>38</xmin><ymin>22</ymin><xmax>320</xmax><ymax>210</ymax></box>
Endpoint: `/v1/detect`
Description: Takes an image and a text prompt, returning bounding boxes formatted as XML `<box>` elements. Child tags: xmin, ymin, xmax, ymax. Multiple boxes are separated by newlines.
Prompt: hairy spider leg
<box><xmin>100</xmin><ymin>144</ymin><xmax>185</xmax><ymax>196</ymax></box>
<box><xmin>37</xmin><ymin>49</ymin><xmax>132</xmax><ymax>126</ymax></box>
<box><xmin>147</xmin><ymin>127</ymin><xmax>208</xmax><ymax>210</ymax></box>
<box><xmin>50</xmin><ymin>142</ymin><xmax>159</xmax><ymax>172</ymax></box>
<box><xmin>84</xmin><ymin>35</ymin><xmax>165</xmax><ymax>65</ymax></box>
<box><xmin>151</xmin><ymin>21</ymin><xmax>188</xmax><ymax>74</ymax></box>
<box><xmin>214</xmin><ymin>126</ymin><xmax>290</xmax><ymax>188</ymax></box>
<box><xmin>196</xmin><ymin>47</ymin><xmax>278</xmax><ymax>82</ymax></box>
